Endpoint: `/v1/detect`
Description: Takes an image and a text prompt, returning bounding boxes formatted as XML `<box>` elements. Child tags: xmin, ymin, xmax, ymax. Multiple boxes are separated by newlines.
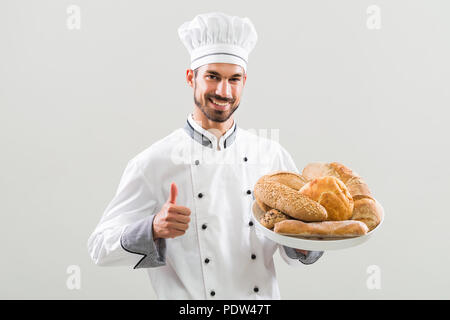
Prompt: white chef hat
<box><xmin>177</xmin><ymin>12</ymin><xmax>258</xmax><ymax>74</ymax></box>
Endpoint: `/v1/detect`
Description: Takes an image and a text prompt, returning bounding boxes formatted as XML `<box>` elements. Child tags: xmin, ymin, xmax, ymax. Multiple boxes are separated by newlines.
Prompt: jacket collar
<box><xmin>184</xmin><ymin>113</ymin><xmax>237</xmax><ymax>150</ymax></box>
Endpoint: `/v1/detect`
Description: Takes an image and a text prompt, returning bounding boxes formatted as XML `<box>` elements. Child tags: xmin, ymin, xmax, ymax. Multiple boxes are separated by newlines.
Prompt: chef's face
<box><xmin>188</xmin><ymin>63</ymin><xmax>246</xmax><ymax>123</ymax></box>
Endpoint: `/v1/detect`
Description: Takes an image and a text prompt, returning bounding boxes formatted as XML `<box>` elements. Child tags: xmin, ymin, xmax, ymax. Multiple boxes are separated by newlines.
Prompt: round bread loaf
<box><xmin>299</xmin><ymin>176</ymin><xmax>354</xmax><ymax>221</ymax></box>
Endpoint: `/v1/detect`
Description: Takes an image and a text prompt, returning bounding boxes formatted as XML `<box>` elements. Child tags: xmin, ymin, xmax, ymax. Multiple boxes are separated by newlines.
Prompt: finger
<box><xmin>168</xmin><ymin>221</ymin><xmax>189</xmax><ymax>231</ymax></box>
<box><xmin>168</xmin><ymin>205</ymin><xmax>191</xmax><ymax>216</ymax></box>
<box><xmin>169</xmin><ymin>229</ymin><xmax>185</xmax><ymax>238</ymax></box>
<box><xmin>169</xmin><ymin>182</ymin><xmax>178</xmax><ymax>204</ymax></box>
<box><xmin>167</xmin><ymin>212</ymin><xmax>190</xmax><ymax>224</ymax></box>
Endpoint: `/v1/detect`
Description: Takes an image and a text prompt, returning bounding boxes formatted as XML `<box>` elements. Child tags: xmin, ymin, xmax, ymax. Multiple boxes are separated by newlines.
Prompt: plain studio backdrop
<box><xmin>1</xmin><ymin>0</ymin><xmax>449</xmax><ymax>299</ymax></box>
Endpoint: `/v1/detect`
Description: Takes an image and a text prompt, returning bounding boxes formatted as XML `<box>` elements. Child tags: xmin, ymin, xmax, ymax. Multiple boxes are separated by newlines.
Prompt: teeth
<box><xmin>211</xmin><ymin>98</ymin><xmax>229</xmax><ymax>106</ymax></box>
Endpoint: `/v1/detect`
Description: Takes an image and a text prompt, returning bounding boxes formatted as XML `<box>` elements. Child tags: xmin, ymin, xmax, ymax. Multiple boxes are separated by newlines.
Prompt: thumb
<box><xmin>168</xmin><ymin>182</ymin><xmax>178</xmax><ymax>204</ymax></box>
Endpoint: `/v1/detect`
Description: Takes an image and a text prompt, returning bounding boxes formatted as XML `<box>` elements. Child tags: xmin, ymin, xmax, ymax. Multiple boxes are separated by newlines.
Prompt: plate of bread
<box><xmin>252</xmin><ymin>162</ymin><xmax>384</xmax><ymax>251</ymax></box>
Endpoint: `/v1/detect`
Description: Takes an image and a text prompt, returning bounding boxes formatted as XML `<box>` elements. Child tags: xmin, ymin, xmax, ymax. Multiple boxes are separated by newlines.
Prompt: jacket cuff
<box><xmin>120</xmin><ymin>214</ymin><xmax>166</xmax><ymax>269</ymax></box>
<box><xmin>283</xmin><ymin>246</ymin><xmax>324</xmax><ymax>265</ymax></box>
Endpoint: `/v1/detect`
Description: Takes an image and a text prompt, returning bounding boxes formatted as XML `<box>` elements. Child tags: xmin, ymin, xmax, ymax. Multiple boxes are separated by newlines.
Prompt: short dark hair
<box><xmin>194</xmin><ymin>68</ymin><xmax>198</xmax><ymax>79</ymax></box>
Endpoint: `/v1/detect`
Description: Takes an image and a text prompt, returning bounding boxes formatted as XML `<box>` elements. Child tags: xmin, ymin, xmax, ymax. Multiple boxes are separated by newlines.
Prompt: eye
<box><xmin>207</xmin><ymin>75</ymin><xmax>218</xmax><ymax>80</ymax></box>
<box><xmin>230</xmin><ymin>78</ymin><xmax>240</xmax><ymax>82</ymax></box>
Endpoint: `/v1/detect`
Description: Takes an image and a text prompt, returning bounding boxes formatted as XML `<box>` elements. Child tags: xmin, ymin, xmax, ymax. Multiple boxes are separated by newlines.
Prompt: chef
<box><xmin>87</xmin><ymin>12</ymin><xmax>324</xmax><ymax>300</ymax></box>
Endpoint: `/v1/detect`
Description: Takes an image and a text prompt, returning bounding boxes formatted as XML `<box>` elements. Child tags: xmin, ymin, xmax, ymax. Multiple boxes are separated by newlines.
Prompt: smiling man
<box><xmin>88</xmin><ymin>12</ymin><xmax>323</xmax><ymax>300</ymax></box>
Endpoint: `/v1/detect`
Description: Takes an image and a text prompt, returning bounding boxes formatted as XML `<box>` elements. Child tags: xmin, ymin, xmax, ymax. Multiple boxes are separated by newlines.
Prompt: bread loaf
<box><xmin>299</xmin><ymin>176</ymin><xmax>354</xmax><ymax>221</ymax></box>
<box><xmin>302</xmin><ymin>162</ymin><xmax>372</xmax><ymax>199</ymax></box>
<box><xmin>266</xmin><ymin>171</ymin><xmax>309</xmax><ymax>190</ymax></box>
<box><xmin>255</xmin><ymin>197</ymin><xmax>271</xmax><ymax>212</ymax></box>
<box><xmin>274</xmin><ymin>219</ymin><xmax>369</xmax><ymax>237</ymax></box>
<box><xmin>260</xmin><ymin>209</ymin><xmax>289</xmax><ymax>229</ymax></box>
<box><xmin>352</xmin><ymin>198</ymin><xmax>383</xmax><ymax>231</ymax></box>
<box><xmin>302</xmin><ymin>162</ymin><xmax>382</xmax><ymax>230</ymax></box>
<box><xmin>254</xmin><ymin>175</ymin><xmax>327</xmax><ymax>222</ymax></box>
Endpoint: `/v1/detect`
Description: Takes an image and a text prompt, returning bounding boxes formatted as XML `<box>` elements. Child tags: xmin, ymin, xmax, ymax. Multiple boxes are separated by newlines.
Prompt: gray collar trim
<box><xmin>183</xmin><ymin>120</ymin><xmax>237</xmax><ymax>149</ymax></box>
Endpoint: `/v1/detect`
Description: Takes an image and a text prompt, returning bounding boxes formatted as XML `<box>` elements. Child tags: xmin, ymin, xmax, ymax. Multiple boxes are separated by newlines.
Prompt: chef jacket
<box><xmin>88</xmin><ymin>113</ymin><xmax>324</xmax><ymax>299</ymax></box>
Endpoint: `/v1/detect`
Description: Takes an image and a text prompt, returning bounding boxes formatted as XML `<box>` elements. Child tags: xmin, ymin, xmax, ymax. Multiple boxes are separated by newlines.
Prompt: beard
<box><xmin>193</xmin><ymin>85</ymin><xmax>240</xmax><ymax>123</ymax></box>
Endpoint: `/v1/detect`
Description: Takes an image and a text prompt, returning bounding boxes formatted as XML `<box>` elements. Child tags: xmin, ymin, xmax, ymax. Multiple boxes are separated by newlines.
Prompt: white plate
<box><xmin>252</xmin><ymin>200</ymin><xmax>384</xmax><ymax>251</ymax></box>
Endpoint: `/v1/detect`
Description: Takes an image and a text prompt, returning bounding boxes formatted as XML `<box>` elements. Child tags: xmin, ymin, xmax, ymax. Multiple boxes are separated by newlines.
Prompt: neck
<box><xmin>192</xmin><ymin>108</ymin><xmax>234</xmax><ymax>140</ymax></box>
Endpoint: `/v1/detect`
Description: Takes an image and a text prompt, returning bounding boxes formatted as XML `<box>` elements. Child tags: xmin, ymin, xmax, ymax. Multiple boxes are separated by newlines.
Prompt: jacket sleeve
<box><xmin>275</xmin><ymin>143</ymin><xmax>325</xmax><ymax>266</ymax></box>
<box><xmin>87</xmin><ymin>159</ymin><xmax>166</xmax><ymax>269</ymax></box>
<box><xmin>279</xmin><ymin>245</ymin><xmax>324</xmax><ymax>266</ymax></box>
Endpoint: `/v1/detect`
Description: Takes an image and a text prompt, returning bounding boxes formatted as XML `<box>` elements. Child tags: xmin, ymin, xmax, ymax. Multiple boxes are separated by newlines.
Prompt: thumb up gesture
<box><xmin>152</xmin><ymin>182</ymin><xmax>191</xmax><ymax>240</ymax></box>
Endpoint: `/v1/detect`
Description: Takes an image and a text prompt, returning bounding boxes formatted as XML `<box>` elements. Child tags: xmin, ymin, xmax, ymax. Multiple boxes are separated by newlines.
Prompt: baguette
<box><xmin>254</xmin><ymin>175</ymin><xmax>327</xmax><ymax>222</ymax></box>
<box><xmin>254</xmin><ymin>171</ymin><xmax>309</xmax><ymax>214</ymax></box>
<box><xmin>274</xmin><ymin>219</ymin><xmax>369</xmax><ymax>237</ymax></box>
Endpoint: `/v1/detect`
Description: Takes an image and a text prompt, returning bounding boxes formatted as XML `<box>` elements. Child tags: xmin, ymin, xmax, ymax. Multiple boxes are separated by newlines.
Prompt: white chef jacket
<box><xmin>87</xmin><ymin>113</ymin><xmax>323</xmax><ymax>300</ymax></box>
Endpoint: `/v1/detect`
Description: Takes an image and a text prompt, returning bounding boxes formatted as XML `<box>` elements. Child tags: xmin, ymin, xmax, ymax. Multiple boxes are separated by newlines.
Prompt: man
<box><xmin>88</xmin><ymin>12</ymin><xmax>323</xmax><ymax>300</ymax></box>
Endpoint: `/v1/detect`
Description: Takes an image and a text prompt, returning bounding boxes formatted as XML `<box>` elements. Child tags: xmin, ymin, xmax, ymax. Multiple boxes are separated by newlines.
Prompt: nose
<box><xmin>215</xmin><ymin>79</ymin><xmax>232</xmax><ymax>100</ymax></box>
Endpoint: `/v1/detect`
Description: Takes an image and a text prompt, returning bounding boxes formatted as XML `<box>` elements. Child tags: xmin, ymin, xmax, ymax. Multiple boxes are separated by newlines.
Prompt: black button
<box><xmin>204</xmin><ymin>258</ymin><xmax>210</xmax><ymax>264</ymax></box>
<box><xmin>249</xmin><ymin>221</ymin><xmax>254</xmax><ymax>226</ymax></box>
<box><xmin>251</xmin><ymin>254</ymin><xmax>256</xmax><ymax>260</ymax></box>
<box><xmin>253</xmin><ymin>286</ymin><xmax>259</xmax><ymax>293</ymax></box>
<box><xmin>202</xmin><ymin>224</ymin><xmax>207</xmax><ymax>230</ymax></box>
<box><xmin>198</xmin><ymin>193</ymin><xmax>203</xmax><ymax>198</ymax></box>
<box><xmin>243</xmin><ymin>157</ymin><xmax>248</xmax><ymax>162</ymax></box>
<box><xmin>210</xmin><ymin>290</ymin><xmax>215</xmax><ymax>296</ymax></box>
<box><xmin>195</xmin><ymin>160</ymin><xmax>200</xmax><ymax>165</ymax></box>
<box><xmin>246</xmin><ymin>190</ymin><xmax>251</xmax><ymax>195</ymax></box>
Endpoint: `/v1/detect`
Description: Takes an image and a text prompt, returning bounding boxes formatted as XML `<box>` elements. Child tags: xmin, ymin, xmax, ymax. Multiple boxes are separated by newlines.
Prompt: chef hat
<box><xmin>177</xmin><ymin>12</ymin><xmax>258</xmax><ymax>73</ymax></box>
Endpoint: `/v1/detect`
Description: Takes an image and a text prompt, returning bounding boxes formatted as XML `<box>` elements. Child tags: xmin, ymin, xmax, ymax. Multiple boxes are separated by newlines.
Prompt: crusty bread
<box><xmin>299</xmin><ymin>176</ymin><xmax>354</xmax><ymax>221</ymax></box>
<box><xmin>302</xmin><ymin>162</ymin><xmax>372</xmax><ymax>199</ymax></box>
<box><xmin>254</xmin><ymin>175</ymin><xmax>328</xmax><ymax>222</ymax></box>
<box><xmin>274</xmin><ymin>219</ymin><xmax>369</xmax><ymax>237</ymax></box>
<box><xmin>266</xmin><ymin>171</ymin><xmax>309</xmax><ymax>190</ymax></box>
<box><xmin>352</xmin><ymin>198</ymin><xmax>383</xmax><ymax>231</ymax></box>
<box><xmin>255</xmin><ymin>197</ymin><xmax>271</xmax><ymax>212</ymax></box>
<box><xmin>254</xmin><ymin>171</ymin><xmax>308</xmax><ymax>213</ymax></box>
<box><xmin>260</xmin><ymin>209</ymin><xmax>289</xmax><ymax>229</ymax></box>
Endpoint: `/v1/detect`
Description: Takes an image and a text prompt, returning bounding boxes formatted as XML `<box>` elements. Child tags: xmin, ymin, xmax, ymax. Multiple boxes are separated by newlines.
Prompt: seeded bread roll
<box><xmin>254</xmin><ymin>175</ymin><xmax>327</xmax><ymax>222</ymax></box>
<box><xmin>254</xmin><ymin>171</ymin><xmax>309</xmax><ymax>214</ymax></box>
<box><xmin>260</xmin><ymin>209</ymin><xmax>289</xmax><ymax>229</ymax></box>
<box><xmin>274</xmin><ymin>219</ymin><xmax>369</xmax><ymax>237</ymax></box>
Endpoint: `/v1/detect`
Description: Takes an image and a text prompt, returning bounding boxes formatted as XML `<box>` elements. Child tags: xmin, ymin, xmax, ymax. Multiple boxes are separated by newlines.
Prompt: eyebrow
<box><xmin>205</xmin><ymin>70</ymin><xmax>243</xmax><ymax>78</ymax></box>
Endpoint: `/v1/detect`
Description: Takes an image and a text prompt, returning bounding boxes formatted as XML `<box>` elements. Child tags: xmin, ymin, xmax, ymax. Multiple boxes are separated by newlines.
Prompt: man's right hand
<box><xmin>152</xmin><ymin>182</ymin><xmax>191</xmax><ymax>240</ymax></box>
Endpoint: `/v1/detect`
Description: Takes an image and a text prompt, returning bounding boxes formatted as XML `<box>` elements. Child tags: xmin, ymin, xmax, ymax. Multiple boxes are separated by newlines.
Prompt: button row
<box><xmin>197</xmin><ymin>191</ymin><xmax>251</xmax><ymax>198</ymax></box>
<box><xmin>210</xmin><ymin>286</ymin><xmax>259</xmax><ymax>297</ymax></box>
<box><xmin>194</xmin><ymin>157</ymin><xmax>248</xmax><ymax>166</ymax></box>
<box><xmin>202</xmin><ymin>222</ymin><xmax>253</xmax><ymax>229</ymax></box>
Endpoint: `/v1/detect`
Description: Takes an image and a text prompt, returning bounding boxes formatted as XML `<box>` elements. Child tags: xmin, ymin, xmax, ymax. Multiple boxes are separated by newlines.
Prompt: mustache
<box><xmin>208</xmin><ymin>95</ymin><xmax>234</xmax><ymax>103</ymax></box>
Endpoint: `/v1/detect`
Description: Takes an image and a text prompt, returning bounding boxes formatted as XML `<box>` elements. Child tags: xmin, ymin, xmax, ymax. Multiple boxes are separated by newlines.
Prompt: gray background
<box><xmin>1</xmin><ymin>0</ymin><xmax>449</xmax><ymax>299</ymax></box>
